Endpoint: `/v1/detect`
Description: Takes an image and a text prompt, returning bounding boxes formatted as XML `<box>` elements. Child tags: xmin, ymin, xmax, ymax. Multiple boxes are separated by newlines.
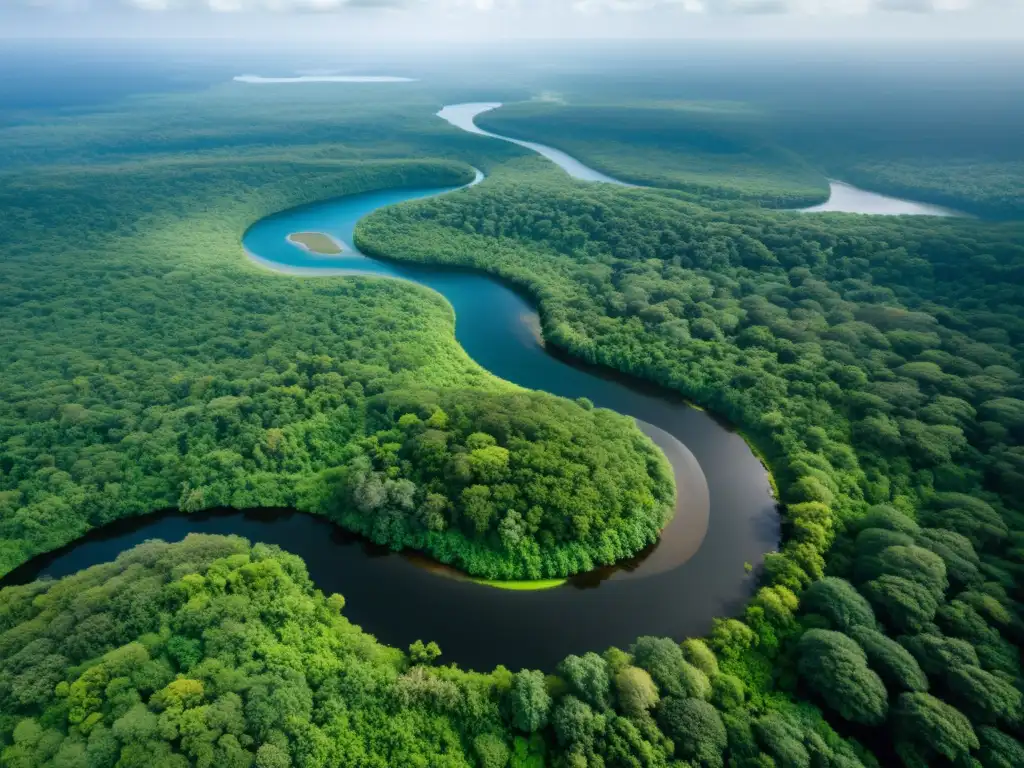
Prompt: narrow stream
<box><xmin>437</xmin><ymin>103</ymin><xmax>630</xmax><ymax>185</ymax></box>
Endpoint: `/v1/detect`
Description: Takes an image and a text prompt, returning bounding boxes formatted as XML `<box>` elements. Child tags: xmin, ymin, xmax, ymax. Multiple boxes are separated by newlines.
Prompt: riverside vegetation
<box><xmin>3</xmin><ymin>71</ymin><xmax>1024</xmax><ymax>767</ymax></box>
<box><xmin>476</xmin><ymin>55</ymin><xmax>1024</xmax><ymax>219</ymax></box>
<box><xmin>358</xmin><ymin>157</ymin><xmax>1024</xmax><ymax>764</ymax></box>
<box><xmin>474</xmin><ymin>103</ymin><xmax>831</xmax><ymax>209</ymax></box>
<box><xmin>0</xmin><ymin>140</ymin><xmax>672</xmax><ymax>582</ymax></box>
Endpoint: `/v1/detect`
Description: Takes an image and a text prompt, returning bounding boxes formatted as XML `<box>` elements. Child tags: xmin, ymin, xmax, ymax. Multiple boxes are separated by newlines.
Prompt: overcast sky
<box><xmin>3</xmin><ymin>0</ymin><xmax>1022</xmax><ymax>40</ymax></box>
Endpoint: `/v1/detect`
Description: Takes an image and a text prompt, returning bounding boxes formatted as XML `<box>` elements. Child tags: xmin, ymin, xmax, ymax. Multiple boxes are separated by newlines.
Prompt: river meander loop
<box><xmin>3</xmin><ymin>108</ymin><xmax>781</xmax><ymax>671</ymax></box>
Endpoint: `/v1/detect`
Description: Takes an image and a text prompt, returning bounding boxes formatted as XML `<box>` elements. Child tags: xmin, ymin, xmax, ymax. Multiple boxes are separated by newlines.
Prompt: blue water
<box><xmin>243</xmin><ymin>180</ymin><xmax>776</xmax><ymax>666</ymax></box>
<box><xmin>6</xmin><ymin>167</ymin><xmax>778</xmax><ymax>674</ymax></box>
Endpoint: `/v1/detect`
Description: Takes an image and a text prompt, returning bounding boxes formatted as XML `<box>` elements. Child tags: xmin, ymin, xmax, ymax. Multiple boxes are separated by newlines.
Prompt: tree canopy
<box><xmin>3</xmin><ymin>70</ymin><xmax>1024</xmax><ymax>768</ymax></box>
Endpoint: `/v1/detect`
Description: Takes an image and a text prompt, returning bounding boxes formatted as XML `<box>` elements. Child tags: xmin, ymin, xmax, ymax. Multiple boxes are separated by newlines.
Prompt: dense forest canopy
<box><xmin>0</xmin><ymin>92</ymin><xmax>673</xmax><ymax>582</ymax></box>
<box><xmin>2</xmin><ymin>536</ymin><xmax>873</xmax><ymax>768</ymax></box>
<box><xmin>3</xmin><ymin>56</ymin><xmax>1024</xmax><ymax>768</ymax></box>
<box><xmin>359</xmin><ymin>163</ymin><xmax>1024</xmax><ymax>764</ymax></box>
<box><xmin>336</xmin><ymin>388</ymin><xmax>673</xmax><ymax>580</ymax></box>
<box><xmin>475</xmin><ymin>92</ymin><xmax>1024</xmax><ymax>219</ymax></box>
<box><xmin>0</xmin><ymin>536</ymin><xmax>534</xmax><ymax>768</ymax></box>
<box><xmin>476</xmin><ymin>103</ymin><xmax>830</xmax><ymax>208</ymax></box>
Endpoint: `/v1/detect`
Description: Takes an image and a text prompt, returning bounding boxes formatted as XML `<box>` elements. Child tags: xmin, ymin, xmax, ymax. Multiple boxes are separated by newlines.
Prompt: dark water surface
<box><xmin>3</xmin><ymin>175</ymin><xmax>779</xmax><ymax>673</ymax></box>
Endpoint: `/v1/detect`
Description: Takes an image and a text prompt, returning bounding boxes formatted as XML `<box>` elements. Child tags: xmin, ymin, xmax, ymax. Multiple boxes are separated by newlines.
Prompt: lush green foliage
<box><xmin>476</xmin><ymin>91</ymin><xmax>1024</xmax><ymax>218</ymax></box>
<box><xmin>2</xmin><ymin>537</ymin><xmax>870</xmax><ymax>768</ymax></box>
<box><xmin>765</xmin><ymin>95</ymin><xmax>1024</xmax><ymax>219</ymax></box>
<box><xmin>331</xmin><ymin>388</ymin><xmax>672</xmax><ymax>579</ymax></box>
<box><xmin>829</xmin><ymin>159</ymin><xmax>1024</xmax><ymax>220</ymax></box>
<box><xmin>476</xmin><ymin>102</ymin><xmax>830</xmax><ymax>208</ymax></box>
<box><xmin>4</xmin><ymin>67</ymin><xmax>1024</xmax><ymax>768</ymax></box>
<box><xmin>0</xmin><ymin>103</ymin><xmax>671</xmax><ymax>581</ymax></box>
<box><xmin>0</xmin><ymin>83</ymin><xmax>521</xmax><ymax>173</ymax></box>
<box><xmin>0</xmin><ymin>536</ymin><xmax>525</xmax><ymax>768</ymax></box>
<box><xmin>359</xmin><ymin>166</ymin><xmax>1024</xmax><ymax>763</ymax></box>
<box><xmin>796</xmin><ymin>630</ymin><xmax>888</xmax><ymax>726</ymax></box>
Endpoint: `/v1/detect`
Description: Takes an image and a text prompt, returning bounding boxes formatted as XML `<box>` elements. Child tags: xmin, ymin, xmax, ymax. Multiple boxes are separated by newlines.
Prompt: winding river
<box><xmin>437</xmin><ymin>103</ymin><xmax>629</xmax><ymax>185</ymax></box>
<box><xmin>439</xmin><ymin>102</ymin><xmax>962</xmax><ymax>216</ymax></box>
<box><xmin>2</xmin><ymin>103</ymin><xmax>784</xmax><ymax>671</ymax></box>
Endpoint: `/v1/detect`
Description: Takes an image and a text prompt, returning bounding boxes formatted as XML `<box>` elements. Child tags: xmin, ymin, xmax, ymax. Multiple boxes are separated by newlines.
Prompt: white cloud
<box><xmin>697</xmin><ymin>0</ymin><xmax>983</xmax><ymax>11</ymax></box>
<box><xmin>4</xmin><ymin>0</ymin><xmax>1020</xmax><ymax>40</ymax></box>
<box><xmin>234</xmin><ymin>73</ymin><xmax>416</xmax><ymax>80</ymax></box>
<box><xmin>8</xmin><ymin>0</ymin><xmax>1010</xmax><ymax>10</ymax></box>
<box><xmin>5</xmin><ymin>0</ymin><xmax>1021</xmax><ymax>41</ymax></box>
<box><xmin>874</xmin><ymin>0</ymin><xmax>940</xmax><ymax>10</ymax></box>
<box><xmin>40</xmin><ymin>0</ymin><xmax>412</xmax><ymax>10</ymax></box>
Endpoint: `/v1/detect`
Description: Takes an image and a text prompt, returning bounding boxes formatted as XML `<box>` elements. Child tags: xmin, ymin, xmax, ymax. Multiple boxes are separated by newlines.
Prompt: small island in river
<box><xmin>287</xmin><ymin>231</ymin><xmax>346</xmax><ymax>255</ymax></box>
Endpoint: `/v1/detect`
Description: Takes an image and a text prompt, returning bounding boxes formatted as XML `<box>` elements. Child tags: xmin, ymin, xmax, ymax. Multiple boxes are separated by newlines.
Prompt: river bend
<box><xmin>2</xmin><ymin>108</ymin><xmax>781</xmax><ymax>671</ymax></box>
<box><xmin>439</xmin><ymin>102</ymin><xmax>962</xmax><ymax>217</ymax></box>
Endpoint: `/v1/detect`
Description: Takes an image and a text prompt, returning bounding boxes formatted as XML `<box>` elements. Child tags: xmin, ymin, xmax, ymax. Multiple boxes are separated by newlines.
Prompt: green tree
<box><xmin>893</xmin><ymin>692</ymin><xmax>978</xmax><ymax>764</ymax></box>
<box><xmin>801</xmin><ymin>577</ymin><xmax>876</xmax><ymax>632</ymax></box>
<box><xmin>977</xmin><ymin>727</ymin><xmax>1024</xmax><ymax>768</ymax></box>
<box><xmin>255</xmin><ymin>744</ymin><xmax>291</xmax><ymax>768</ymax></box>
<box><xmin>849</xmin><ymin>626</ymin><xmax>928</xmax><ymax>693</ymax></box>
<box><xmin>862</xmin><ymin>575</ymin><xmax>940</xmax><ymax>633</ymax></box>
<box><xmin>680</xmin><ymin>639</ymin><xmax>719</xmax><ymax>678</ymax></box>
<box><xmin>657</xmin><ymin>698</ymin><xmax>726</xmax><ymax>768</ymax></box>
<box><xmin>752</xmin><ymin>713</ymin><xmax>810</xmax><ymax>768</ymax></box>
<box><xmin>408</xmin><ymin>640</ymin><xmax>442</xmax><ymax>666</ymax></box>
<box><xmin>558</xmin><ymin>653</ymin><xmax>612</xmax><ymax>712</ymax></box>
<box><xmin>613</xmin><ymin>666</ymin><xmax>660</xmax><ymax>719</ymax></box>
<box><xmin>552</xmin><ymin>696</ymin><xmax>604</xmax><ymax>751</ymax></box>
<box><xmin>474</xmin><ymin>734</ymin><xmax>511</xmax><ymax>768</ymax></box>
<box><xmin>631</xmin><ymin>637</ymin><xmax>710</xmax><ymax>701</ymax></box>
<box><xmin>945</xmin><ymin>663</ymin><xmax>1022</xmax><ymax>727</ymax></box>
<box><xmin>710</xmin><ymin>674</ymin><xmax>745</xmax><ymax>712</ymax></box>
<box><xmin>796</xmin><ymin>630</ymin><xmax>888</xmax><ymax>725</ymax></box>
<box><xmin>508</xmin><ymin>670</ymin><xmax>551</xmax><ymax>733</ymax></box>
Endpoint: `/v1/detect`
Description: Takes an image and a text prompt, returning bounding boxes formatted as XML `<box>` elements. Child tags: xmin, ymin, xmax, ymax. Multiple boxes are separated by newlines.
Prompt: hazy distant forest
<box><xmin>2</xmin><ymin>49</ymin><xmax>1024</xmax><ymax>768</ymax></box>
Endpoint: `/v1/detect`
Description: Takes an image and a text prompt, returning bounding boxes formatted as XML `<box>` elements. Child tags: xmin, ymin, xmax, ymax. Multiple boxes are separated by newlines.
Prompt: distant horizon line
<box><xmin>3</xmin><ymin>35</ymin><xmax>1024</xmax><ymax>44</ymax></box>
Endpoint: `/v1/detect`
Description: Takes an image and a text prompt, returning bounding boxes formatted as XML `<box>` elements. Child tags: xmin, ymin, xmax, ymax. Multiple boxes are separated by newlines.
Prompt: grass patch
<box><xmin>470</xmin><ymin>577</ymin><xmax>567</xmax><ymax>591</ymax></box>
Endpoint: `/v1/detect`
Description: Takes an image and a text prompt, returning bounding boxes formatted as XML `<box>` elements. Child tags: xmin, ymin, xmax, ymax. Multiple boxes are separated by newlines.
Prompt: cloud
<box><xmin>704</xmin><ymin>0</ymin><xmax>1004</xmax><ymax>12</ymax></box>
<box><xmin>568</xmin><ymin>0</ymin><xmax>991</xmax><ymax>14</ymax></box>
<box><xmin>234</xmin><ymin>73</ymin><xmax>416</xmax><ymax>80</ymax></box>
<box><xmin>871</xmin><ymin>0</ymin><xmax>1000</xmax><ymax>10</ymax></box>
<box><xmin>16</xmin><ymin>0</ymin><xmax>415</xmax><ymax>10</ymax></box>
<box><xmin>875</xmin><ymin>0</ymin><xmax>932</xmax><ymax>10</ymax></box>
<box><xmin>5</xmin><ymin>0</ymin><xmax>1011</xmax><ymax>12</ymax></box>
<box><xmin>718</xmin><ymin>1</ymin><xmax>791</xmax><ymax>14</ymax></box>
